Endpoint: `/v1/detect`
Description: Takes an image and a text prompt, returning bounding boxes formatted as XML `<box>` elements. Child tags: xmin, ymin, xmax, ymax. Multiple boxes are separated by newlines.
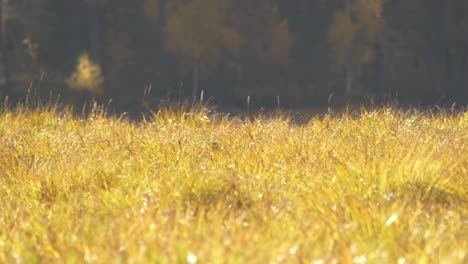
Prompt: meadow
<box><xmin>0</xmin><ymin>103</ymin><xmax>466</xmax><ymax>263</ymax></box>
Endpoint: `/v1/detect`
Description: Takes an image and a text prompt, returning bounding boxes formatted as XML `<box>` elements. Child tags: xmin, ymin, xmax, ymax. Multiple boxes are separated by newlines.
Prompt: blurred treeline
<box><xmin>1</xmin><ymin>0</ymin><xmax>467</xmax><ymax>110</ymax></box>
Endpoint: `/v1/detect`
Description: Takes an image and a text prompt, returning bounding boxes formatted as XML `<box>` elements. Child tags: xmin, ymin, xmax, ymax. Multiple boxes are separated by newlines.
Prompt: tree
<box><xmin>144</xmin><ymin>0</ymin><xmax>167</xmax><ymax>32</ymax></box>
<box><xmin>225</xmin><ymin>0</ymin><xmax>294</xmax><ymax>102</ymax></box>
<box><xmin>66</xmin><ymin>51</ymin><xmax>103</xmax><ymax>95</ymax></box>
<box><xmin>381</xmin><ymin>0</ymin><xmax>468</xmax><ymax>103</ymax></box>
<box><xmin>423</xmin><ymin>0</ymin><xmax>468</xmax><ymax>103</ymax></box>
<box><xmin>0</xmin><ymin>0</ymin><xmax>464</xmax><ymax>107</ymax></box>
<box><xmin>1</xmin><ymin>0</ymin><xmax>13</xmax><ymax>97</ymax></box>
<box><xmin>87</xmin><ymin>0</ymin><xmax>103</xmax><ymax>68</ymax></box>
<box><xmin>166</xmin><ymin>0</ymin><xmax>233</xmax><ymax>103</ymax></box>
<box><xmin>328</xmin><ymin>0</ymin><xmax>384</xmax><ymax>99</ymax></box>
<box><xmin>104</xmin><ymin>0</ymin><xmax>165</xmax><ymax>104</ymax></box>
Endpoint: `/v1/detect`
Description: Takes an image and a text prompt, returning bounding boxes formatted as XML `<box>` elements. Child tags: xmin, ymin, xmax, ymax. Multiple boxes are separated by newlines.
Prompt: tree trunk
<box><xmin>192</xmin><ymin>61</ymin><xmax>199</xmax><ymax>103</ymax></box>
<box><xmin>159</xmin><ymin>0</ymin><xmax>166</xmax><ymax>31</ymax></box>
<box><xmin>345</xmin><ymin>66</ymin><xmax>354</xmax><ymax>99</ymax></box>
<box><xmin>345</xmin><ymin>0</ymin><xmax>352</xmax><ymax>12</ymax></box>
<box><xmin>460</xmin><ymin>39</ymin><xmax>468</xmax><ymax>103</ymax></box>
<box><xmin>1</xmin><ymin>0</ymin><xmax>12</xmax><ymax>98</ymax></box>
<box><xmin>157</xmin><ymin>0</ymin><xmax>170</xmax><ymax>84</ymax></box>
<box><xmin>344</xmin><ymin>0</ymin><xmax>353</xmax><ymax>100</ymax></box>
<box><xmin>439</xmin><ymin>2</ymin><xmax>459</xmax><ymax>103</ymax></box>
<box><xmin>158</xmin><ymin>0</ymin><xmax>167</xmax><ymax>60</ymax></box>
<box><xmin>374</xmin><ymin>41</ymin><xmax>383</xmax><ymax>98</ymax></box>
<box><xmin>68</xmin><ymin>1</ymin><xmax>82</xmax><ymax>72</ymax></box>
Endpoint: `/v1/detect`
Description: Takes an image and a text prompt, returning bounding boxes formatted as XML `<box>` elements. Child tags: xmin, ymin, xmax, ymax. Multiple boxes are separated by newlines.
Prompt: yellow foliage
<box><xmin>328</xmin><ymin>11</ymin><xmax>358</xmax><ymax>71</ymax></box>
<box><xmin>353</xmin><ymin>0</ymin><xmax>383</xmax><ymax>25</ymax></box>
<box><xmin>66</xmin><ymin>52</ymin><xmax>103</xmax><ymax>95</ymax></box>
<box><xmin>23</xmin><ymin>37</ymin><xmax>39</xmax><ymax>62</ymax></box>
<box><xmin>166</xmin><ymin>0</ymin><xmax>226</xmax><ymax>64</ymax></box>
<box><xmin>106</xmin><ymin>33</ymin><xmax>136</xmax><ymax>76</ymax></box>
<box><xmin>269</xmin><ymin>20</ymin><xmax>294</xmax><ymax>65</ymax></box>
<box><xmin>361</xmin><ymin>46</ymin><xmax>375</xmax><ymax>66</ymax></box>
<box><xmin>144</xmin><ymin>0</ymin><xmax>160</xmax><ymax>26</ymax></box>
<box><xmin>221</xmin><ymin>27</ymin><xmax>242</xmax><ymax>57</ymax></box>
<box><xmin>328</xmin><ymin>0</ymin><xmax>384</xmax><ymax>72</ymax></box>
<box><xmin>353</xmin><ymin>0</ymin><xmax>383</xmax><ymax>40</ymax></box>
<box><xmin>226</xmin><ymin>1</ymin><xmax>294</xmax><ymax>68</ymax></box>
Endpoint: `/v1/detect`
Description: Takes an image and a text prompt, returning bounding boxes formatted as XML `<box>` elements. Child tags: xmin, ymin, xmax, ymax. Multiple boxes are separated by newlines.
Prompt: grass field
<box><xmin>0</xmin><ymin>104</ymin><xmax>466</xmax><ymax>263</ymax></box>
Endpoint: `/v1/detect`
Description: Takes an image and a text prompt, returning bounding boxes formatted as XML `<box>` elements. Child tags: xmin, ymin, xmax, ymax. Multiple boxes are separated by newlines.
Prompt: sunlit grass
<box><xmin>0</xmin><ymin>103</ymin><xmax>466</xmax><ymax>263</ymax></box>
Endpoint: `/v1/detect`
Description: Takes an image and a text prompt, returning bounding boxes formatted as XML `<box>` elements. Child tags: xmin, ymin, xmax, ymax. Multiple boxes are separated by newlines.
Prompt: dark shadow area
<box><xmin>0</xmin><ymin>0</ymin><xmax>467</xmax><ymax>113</ymax></box>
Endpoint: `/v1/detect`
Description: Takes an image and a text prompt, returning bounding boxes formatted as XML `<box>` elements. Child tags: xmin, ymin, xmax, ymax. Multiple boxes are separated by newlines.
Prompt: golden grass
<box><xmin>0</xmin><ymin>104</ymin><xmax>466</xmax><ymax>263</ymax></box>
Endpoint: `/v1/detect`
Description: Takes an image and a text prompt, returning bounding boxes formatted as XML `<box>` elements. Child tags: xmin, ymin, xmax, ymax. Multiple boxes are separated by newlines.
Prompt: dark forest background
<box><xmin>1</xmin><ymin>0</ymin><xmax>467</xmax><ymax>111</ymax></box>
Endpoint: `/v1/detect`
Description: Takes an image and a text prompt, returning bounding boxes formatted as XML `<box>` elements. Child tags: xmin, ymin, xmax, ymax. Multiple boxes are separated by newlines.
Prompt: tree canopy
<box><xmin>0</xmin><ymin>0</ymin><xmax>466</xmax><ymax>109</ymax></box>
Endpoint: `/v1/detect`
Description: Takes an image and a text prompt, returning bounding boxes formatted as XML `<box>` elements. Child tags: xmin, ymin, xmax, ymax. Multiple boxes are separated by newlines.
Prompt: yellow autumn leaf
<box><xmin>66</xmin><ymin>52</ymin><xmax>103</xmax><ymax>95</ymax></box>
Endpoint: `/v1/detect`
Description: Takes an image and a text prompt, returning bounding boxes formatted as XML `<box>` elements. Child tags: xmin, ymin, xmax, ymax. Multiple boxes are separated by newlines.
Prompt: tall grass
<box><xmin>0</xmin><ymin>103</ymin><xmax>466</xmax><ymax>263</ymax></box>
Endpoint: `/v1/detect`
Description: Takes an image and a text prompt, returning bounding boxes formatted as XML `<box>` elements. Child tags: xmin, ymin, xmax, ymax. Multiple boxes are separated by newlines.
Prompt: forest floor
<box><xmin>0</xmin><ymin>104</ymin><xmax>466</xmax><ymax>263</ymax></box>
